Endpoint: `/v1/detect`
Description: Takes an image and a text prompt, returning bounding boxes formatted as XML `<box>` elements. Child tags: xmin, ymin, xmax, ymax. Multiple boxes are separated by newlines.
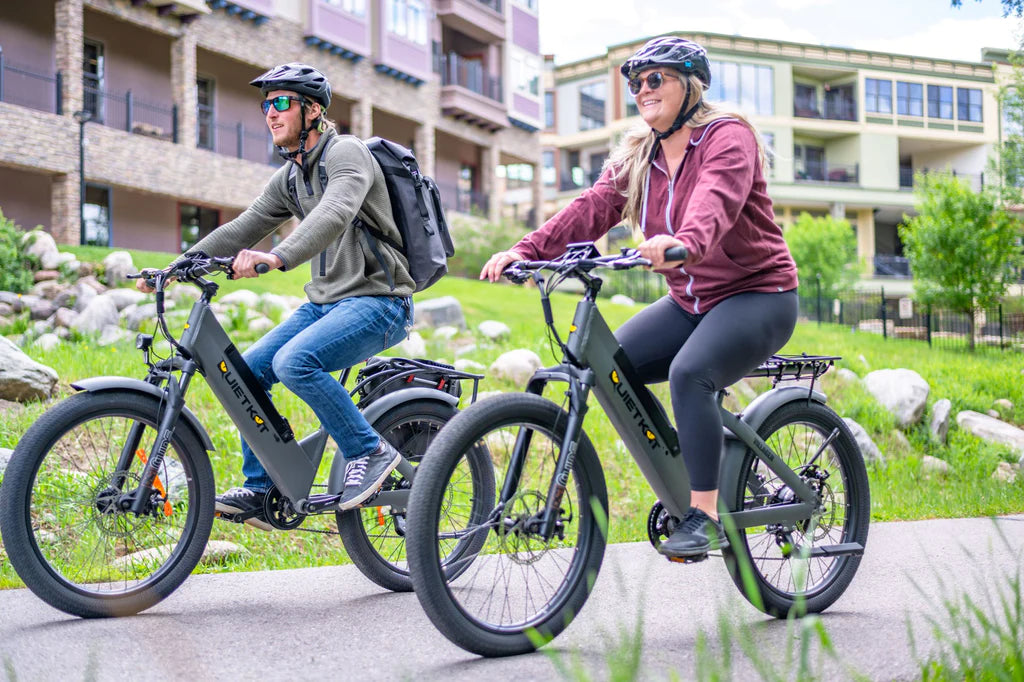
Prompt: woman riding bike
<box><xmin>481</xmin><ymin>36</ymin><xmax>799</xmax><ymax>559</ymax></box>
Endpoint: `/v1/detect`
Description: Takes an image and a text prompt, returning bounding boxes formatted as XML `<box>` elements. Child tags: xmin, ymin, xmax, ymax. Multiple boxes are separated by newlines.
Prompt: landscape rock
<box><xmin>415</xmin><ymin>296</ymin><xmax>466</xmax><ymax>329</ymax></box>
<box><xmin>453</xmin><ymin>343</ymin><xmax>477</xmax><ymax>358</ymax></box>
<box><xmin>30</xmin><ymin>280</ymin><xmax>63</xmax><ymax>300</ymax></box>
<box><xmin>610</xmin><ymin>294</ymin><xmax>636</xmax><ymax>306</ymax></box>
<box><xmin>0</xmin><ymin>302</ymin><xmax>13</xmax><ymax>317</ymax></box>
<box><xmin>987</xmin><ymin>409</ymin><xmax>1000</xmax><ymax>419</ymax></box>
<box><xmin>33</xmin><ymin>270</ymin><xmax>60</xmax><ymax>282</ymax></box>
<box><xmin>398</xmin><ymin>331</ymin><xmax>426</xmax><ymax>357</ymax></box>
<box><xmin>51</xmin><ymin>307</ymin><xmax>79</xmax><ymax>329</ymax></box>
<box><xmin>102</xmin><ymin>251</ymin><xmax>135</xmax><ymax>286</ymax></box>
<box><xmin>864</xmin><ymin>368</ymin><xmax>930</xmax><ymax>428</ymax></box>
<box><xmin>0</xmin><ymin>336</ymin><xmax>59</xmax><ymax>401</ymax></box>
<box><xmin>104</xmin><ymin>288</ymin><xmax>147</xmax><ymax>311</ymax></box>
<box><xmin>835</xmin><ymin>368</ymin><xmax>860</xmax><ymax>385</ymax></box>
<box><xmin>921</xmin><ymin>455</ymin><xmax>949</xmax><ymax>476</ymax></box>
<box><xmin>70</xmin><ymin>281</ymin><xmax>98</xmax><ymax>312</ymax></box>
<box><xmin>0</xmin><ymin>448</ymin><xmax>11</xmax><ymax>476</ymax></box>
<box><xmin>889</xmin><ymin>429</ymin><xmax>912</xmax><ymax>456</ymax></box>
<box><xmin>478</xmin><ymin>320</ymin><xmax>511</xmax><ymax>340</ymax></box>
<box><xmin>29</xmin><ymin>299</ymin><xmax>56</xmax><ymax>320</ymax></box>
<box><xmin>77</xmin><ymin>276</ymin><xmax>108</xmax><ymax>294</ymax></box>
<box><xmin>955</xmin><ymin>411</ymin><xmax>1024</xmax><ymax>456</ymax></box>
<box><xmin>34</xmin><ymin>333</ymin><xmax>61</xmax><ymax>352</ymax></box>
<box><xmin>23</xmin><ymin>230</ymin><xmax>59</xmax><ymax>269</ymax></box>
<box><xmin>123</xmin><ymin>303</ymin><xmax>158</xmax><ymax>331</ymax></box>
<box><xmin>72</xmin><ymin>294</ymin><xmax>120</xmax><ymax>334</ymax></box>
<box><xmin>992</xmin><ymin>399</ymin><xmax>1014</xmax><ymax>420</ymax></box>
<box><xmin>249</xmin><ymin>315</ymin><xmax>276</xmax><ymax>334</ymax></box>
<box><xmin>0</xmin><ymin>292</ymin><xmax>25</xmax><ymax>313</ymax></box>
<box><xmin>930</xmin><ymin>399</ymin><xmax>952</xmax><ymax>443</ymax></box>
<box><xmin>220</xmin><ymin>289</ymin><xmax>261</xmax><ymax>309</ymax></box>
<box><xmin>259</xmin><ymin>293</ymin><xmax>293</xmax><ymax>315</ymax></box>
<box><xmin>433</xmin><ymin>325</ymin><xmax>459</xmax><ymax>341</ymax></box>
<box><xmin>489</xmin><ymin>349</ymin><xmax>543</xmax><ymax>386</ymax></box>
<box><xmin>992</xmin><ymin>462</ymin><xmax>1018</xmax><ymax>484</ymax></box>
<box><xmin>112</xmin><ymin>540</ymin><xmax>246</xmax><ymax>571</ymax></box>
<box><xmin>97</xmin><ymin>325</ymin><xmax>133</xmax><ymax>346</ymax></box>
<box><xmin>454</xmin><ymin>359</ymin><xmax>486</xmax><ymax>372</ymax></box>
<box><xmin>843</xmin><ymin>418</ymin><xmax>885</xmax><ymax>465</ymax></box>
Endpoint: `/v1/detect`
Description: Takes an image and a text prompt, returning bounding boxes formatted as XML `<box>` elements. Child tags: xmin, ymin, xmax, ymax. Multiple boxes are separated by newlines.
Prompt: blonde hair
<box><xmin>608</xmin><ymin>72</ymin><xmax>766</xmax><ymax>228</ymax></box>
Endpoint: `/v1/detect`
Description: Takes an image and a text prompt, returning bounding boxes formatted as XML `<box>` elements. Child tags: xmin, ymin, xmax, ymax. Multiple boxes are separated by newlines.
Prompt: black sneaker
<box><xmin>338</xmin><ymin>439</ymin><xmax>402</xmax><ymax>511</ymax></box>
<box><xmin>215</xmin><ymin>487</ymin><xmax>273</xmax><ymax>531</ymax></box>
<box><xmin>657</xmin><ymin>507</ymin><xmax>729</xmax><ymax>558</ymax></box>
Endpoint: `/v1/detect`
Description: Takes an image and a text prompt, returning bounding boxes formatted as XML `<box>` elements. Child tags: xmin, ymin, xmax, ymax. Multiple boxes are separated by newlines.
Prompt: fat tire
<box><xmin>337</xmin><ymin>399</ymin><xmax>494</xmax><ymax>592</ymax></box>
<box><xmin>722</xmin><ymin>400</ymin><xmax>870</xmax><ymax>618</ymax></box>
<box><xmin>406</xmin><ymin>393</ymin><xmax>608</xmax><ymax>657</ymax></box>
<box><xmin>0</xmin><ymin>390</ymin><xmax>215</xmax><ymax>618</ymax></box>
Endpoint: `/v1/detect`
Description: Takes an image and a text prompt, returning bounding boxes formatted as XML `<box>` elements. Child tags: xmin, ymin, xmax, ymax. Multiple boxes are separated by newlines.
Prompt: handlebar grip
<box><xmin>254</xmin><ymin>263</ymin><xmax>270</xmax><ymax>275</ymax></box>
<box><xmin>664</xmin><ymin>246</ymin><xmax>688</xmax><ymax>262</ymax></box>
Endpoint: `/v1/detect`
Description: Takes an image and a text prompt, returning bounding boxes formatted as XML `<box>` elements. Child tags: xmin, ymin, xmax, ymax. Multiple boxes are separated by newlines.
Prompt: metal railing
<box><xmin>84</xmin><ymin>86</ymin><xmax>178</xmax><ymax>142</ymax></box>
<box><xmin>873</xmin><ymin>254</ymin><xmax>912</xmax><ymax>278</ymax></box>
<box><xmin>200</xmin><ymin>119</ymin><xmax>279</xmax><ymax>166</ymax></box>
<box><xmin>0</xmin><ymin>49</ymin><xmax>61</xmax><ymax>114</ymax></box>
<box><xmin>794</xmin><ymin>98</ymin><xmax>857</xmax><ymax>121</ymax></box>
<box><xmin>439</xmin><ymin>53</ymin><xmax>503</xmax><ymax>103</ymax></box>
<box><xmin>477</xmin><ymin>0</ymin><xmax>502</xmax><ymax>10</ymax></box>
<box><xmin>799</xmin><ymin>282</ymin><xmax>1024</xmax><ymax>352</ymax></box>
<box><xmin>794</xmin><ymin>161</ymin><xmax>859</xmax><ymax>184</ymax></box>
<box><xmin>899</xmin><ymin>167</ymin><xmax>985</xmax><ymax>192</ymax></box>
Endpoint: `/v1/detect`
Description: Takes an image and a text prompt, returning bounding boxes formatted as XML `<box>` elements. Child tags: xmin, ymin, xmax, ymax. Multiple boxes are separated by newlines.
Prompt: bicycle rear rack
<box><xmin>745</xmin><ymin>354</ymin><xmax>841</xmax><ymax>393</ymax></box>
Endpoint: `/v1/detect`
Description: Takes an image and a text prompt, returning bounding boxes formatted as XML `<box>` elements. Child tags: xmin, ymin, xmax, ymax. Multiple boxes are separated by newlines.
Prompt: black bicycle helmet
<box><xmin>621</xmin><ymin>37</ymin><xmax>712</xmax><ymax>162</ymax></box>
<box><xmin>250</xmin><ymin>62</ymin><xmax>332</xmax><ymax>109</ymax></box>
<box><xmin>620</xmin><ymin>36</ymin><xmax>711</xmax><ymax>90</ymax></box>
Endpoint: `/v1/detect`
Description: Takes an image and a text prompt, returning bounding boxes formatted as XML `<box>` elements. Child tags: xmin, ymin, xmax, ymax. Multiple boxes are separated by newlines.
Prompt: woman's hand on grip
<box><xmin>480</xmin><ymin>249</ymin><xmax>526</xmax><ymax>283</ymax></box>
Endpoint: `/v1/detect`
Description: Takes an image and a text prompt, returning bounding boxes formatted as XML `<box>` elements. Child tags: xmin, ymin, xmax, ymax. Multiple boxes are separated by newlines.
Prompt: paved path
<box><xmin>1</xmin><ymin>515</ymin><xmax>1022</xmax><ymax>681</ymax></box>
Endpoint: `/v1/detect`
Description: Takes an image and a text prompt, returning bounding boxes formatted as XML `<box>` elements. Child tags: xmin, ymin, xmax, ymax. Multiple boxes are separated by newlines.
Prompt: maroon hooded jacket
<box><xmin>514</xmin><ymin>119</ymin><xmax>798</xmax><ymax>314</ymax></box>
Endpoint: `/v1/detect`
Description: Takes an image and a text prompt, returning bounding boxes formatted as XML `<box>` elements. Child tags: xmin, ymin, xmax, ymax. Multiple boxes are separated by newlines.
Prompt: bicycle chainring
<box><xmin>264</xmin><ymin>487</ymin><xmax>306</xmax><ymax>530</ymax></box>
<box><xmin>646</xmin><ymin>502</ymin><xmax>675</xmax><ymax>549</ymax></box>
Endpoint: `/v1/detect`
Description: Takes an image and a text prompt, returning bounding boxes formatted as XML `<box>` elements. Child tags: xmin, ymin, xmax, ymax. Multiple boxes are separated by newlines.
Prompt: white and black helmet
<box><xmin>621</xmin><ymin>36</ymin><xmax>711</xmax><ymax>90</ymax></box>
<box><xmin>250</xmin><ymin>62</ymin><xmax>332</xmax><ymax>110</ymax></box>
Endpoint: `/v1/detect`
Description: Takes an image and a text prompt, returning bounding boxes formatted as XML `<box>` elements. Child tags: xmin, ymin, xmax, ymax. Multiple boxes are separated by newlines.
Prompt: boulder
<box><xmin>930</xmin><ymin>399</ymin><xmax>952</xmax><ymax>443</ymax></box>
<box><xmin>398</xmin><ymin>331</ymin><xmax>426</xmax><ymax>357</ymax></box>
<box><xmin>102</xmin><ymin>251</ymin><xmax>135</xmax><ymax>286</ymax></box>
<box><xmin>33</xmin><ymin>270</ymin><xmax>60</xmax><ymax>283</ymax></box>
<box><xmin>30</xmin><ymin>280</ymin><xmax>63</xmax><ymax>300</ymax></box>
<box><xmin>433</xmin><ymin>325</ymin><xmax>459</xmax><ymax>341</ymax></box>
<box><xmin>77</xmin><ymin>275</ymin><xmax>107</xmax><ymax>294</ymax></box>
<box><xmin>415</xmin><ymin>296</ymin><xmax>466</xmax><ymax>329</ymax></box>
<box><xmin>0</xmin><ymin>302</ymin><xmax>13</xmax><ymax>317</ymax></box>
<box><xmin>34</xmin><ymin>333</ymin><xmax>62</xmax><ymax>352</ymax></box>
<box><xmin>0</xmin><ymin>292</ymin><xmax>25</xmax><ymax>313</ymax></box>
<box><xmin>72</xmin><ymin>294</ymin><xmax>120</xmax><ymax>335</ymax></box>
<box><xmin>29</xmin><ymin>299</ymin><xmax>56</xmax><ymax>321</ymax></box>
<box><xmin>23</xmin><ymin>230</ymin><xmax>59</xmax><ymax>269</ymax></box>
<box><xmin>70</xmin><ymin>281</ymin><xmax>98</xmax><ymax>312</ymax></box>
<box><xmin>955</xmin><ymin>411</ymin><xmax>1024</xmax><ymax>456</ymax></box>
<box><xmin>104</xmin><ymin>288</ymin><xmax>147</xmax><ymax>311</ymax></box>
<box><xmin>0</xmin><ymin>447</ymin><xmax>11</xmax><ymax>476</ymax></box>
<box><xmin>51</xmin><ymin>307</ymin><xmax>79</xmax><ymax>329</ymax></box>
<box><xmin>610</xmin><ymin>294</ymin><xmax>636</xmax><ymax>306</ymax></box>
<box><xmin>249</xmin><ymin>315</ymin><xmax>276</xmax><ymax>334</ymax></box>
<box><xmin>0</xmin><ymin>336</ymin><xmax>59</xmax><ymax>401</ymax></box>
<box><xmin>112</xmin><ymin>540</ymin><xmax>245</xmax><ymax>571</ymax></box>
<box><xmin>992</xmin><ymin>399</ymin><xmax>1015</xmax><ymax>420</ymax></box>
<box><xmin>921</xmin><ymin>455</ymin><xmax>949</xmax><ymax>476</ymax></box>
<box><xmin>454</xmin><ymin>359</ymin><xmax>486</xmax><ymax>372</ymax></box>
<box><xmin>478</xmin><ymin>320</ymin><xmax>511</xmax><ymax>340</ymax></box>
<box><xmin>489</xmin><ymin>349</ymin><xmax>543</xmax><ymax>386</ymax></box>
<box><xmin>992</xmin><ymin>462</ymin><xmax>1018</xmax><ymax>484</ymax></box>
<box><xmin>123</xmin><ymin>302</ymin><xmax>158</xmax><ymax>331</ymax></box>
<box><xmin>834</xmin><ymin>368</ymin><xmax>860</xmax><ymax>385</ymax></box>
<box><xmin>864</xmin><ymin>369</ymin><xmax>930</xmax><ymax>428</ymax></box>
<box><xmin>843</xmin><ymin>418</ymin><xmax>884</xmax><ymax>465</ymax></box>
<box><xmin>97</xmin><ymin>325</ymin><xmax>133</xmax><ymax>346</ymax></box>
<box><xmin>220</xmin><ymin>289</ymin><xmax>261</xmax><ymax>309</ymax></box>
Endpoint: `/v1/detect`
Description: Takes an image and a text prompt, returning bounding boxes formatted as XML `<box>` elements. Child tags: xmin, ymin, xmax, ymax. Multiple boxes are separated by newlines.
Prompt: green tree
<box><xmin>783</xmin><ymin>212</ymin><xmax>859</xmax><ymax>300</ymax></box>
<box><xmin>899</xmin><ymin>173</ymin><xmax>1023</xmax><ymax>350</ymax></box>
<box><xmin>950</xmin><ymin>0</ymin><xmax>1024</xmax><ymax>16</ymax></box>
<box><xmin>0</xmin><ymin>209</ymin><xmax>37</xmax><ymax>294</ymax></box>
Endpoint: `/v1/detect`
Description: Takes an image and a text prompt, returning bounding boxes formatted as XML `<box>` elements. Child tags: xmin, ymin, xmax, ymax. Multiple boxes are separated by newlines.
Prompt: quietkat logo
<box><xmin>219</xmin><ymin>360</ymin><xmax>271</xmax><ymax>434</ymax></box>
<box><xmin>609</xmin><ymin>369</ymin><xmax>662</xmax><ymax>453</ymax></box>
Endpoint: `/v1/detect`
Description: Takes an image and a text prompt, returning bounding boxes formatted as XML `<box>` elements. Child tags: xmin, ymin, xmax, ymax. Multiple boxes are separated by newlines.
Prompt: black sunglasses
<box><xmin>261</xmin><ymin>95</ymin><xmax>306</xmax><ymax>115</ymax></box>
<box><xmin>627</xmin><ymin>71</ymin><xmax>675</xmax><ymax>96</ymax></box>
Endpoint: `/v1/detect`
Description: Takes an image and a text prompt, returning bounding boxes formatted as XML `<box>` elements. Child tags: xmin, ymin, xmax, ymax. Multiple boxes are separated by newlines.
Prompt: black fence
<box><xmin>799</xmin><ymin>283</ymin><xmax>1024</xmax><ymax>352</ymax></box>
<box><xmin>201</xmin><ymin>119</ymin><xmax>278</xmax><ymax>165</ymax></box>
<box><xmin>83</xmin><ymin>86</ymin><xmax>178</xmax><ymax>142</ymax></box>
<box><xmin>0</xmin><ymin>50</ymin><xmax>61</xmax><ymax>114</ymax></box>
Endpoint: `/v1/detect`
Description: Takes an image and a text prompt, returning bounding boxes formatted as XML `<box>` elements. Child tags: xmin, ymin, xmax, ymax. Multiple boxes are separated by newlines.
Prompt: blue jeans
<box><xmin>239</xmin><ymin>295</ymin><xmax>412</xmax><ymax>492</ymax></box>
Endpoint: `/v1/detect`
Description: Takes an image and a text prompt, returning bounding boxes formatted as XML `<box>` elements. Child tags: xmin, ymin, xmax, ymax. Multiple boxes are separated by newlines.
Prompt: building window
<box><xmin>865</xmin><ymin>78</ymin><xmax>892</xmax><ymax>114</ymax></box>
<box><xmin>180</xmin><ymin>204</ymin><xmax>220</xmax><ymax>253</ymax></box>
<box><xmin>83</xmin><ymin>39</ymin><xmax>105</xmax><ymax>123</ymax></box>
<box><xmin>957</xmin><ymin>87</ymin><xmax>982</xmax><ymax>122</ymax></box>
<box><xmin>709</xmin><ymin>61</ymin><xmax>773</xmax><ymax>115</ymax></box>
<box><xmin>579</xmin><ymin>80</ymin><xmax>606</xmax><ymax>131</ymax></box>
<box><xmin>897</xmin><ymin>81</ymin><xmax>923</xmax><ymax>116</ymax></box>
<box><xmin>928</xmin><ymin>85</ymin><xmax>953</xmax><ymax>119</ymax></box>
<box><xmin>794</xmin><ymin>83</ymin><xmax>818</xmax><ymax>117</ymax></box>
<box><xmin>196</xmin><ymin>77</ymin><xmax>214</xmax><ymax>150</ymax></box>
<box><xmin>624</xmin><ymin>83</ymin><xmax>638</xmax><ymax>118</ymax></box>
<box><xmin>824</xmin><ymin>84</ymin><xmax>856</xmax><ymax>121</ymax></box>
<box><xmin>794</xmin><ymin>144</ymin><xmax>825</xmax><ymax>181</ymax></box>
<box><xmin>544</xmin><ymin>91</ymin><xmax>555</xmax><ymax>128</ymax></box>
<box><xmin>83</xmin><ymin>185</ymin><xmax>110</xmax><ymax>247</ymax></box>
<box><xmin>323</xmin><ymin>0</ymin><xmax>366</xmax><ymax>16</ymax></box>
<box><xmin>542</xmin><ymin>149</ymin><xmax>555</xmax><ymax>185</ymax></box>
<box><xmin>387</xmin><ymin>0</ymin><xmax>427</xmax><ymax>45</ymax></box>
<box><xmin>511</xmin><ymin>0</ymin><xmax>537</xmax><ymax>9</ymax></box>
<box><xmin>511</xmin><ymin>52</ymin><xmax>540</xmax><ymax>96</ymax></box>
<box><xmin>761</xmin><ymin>131</ymin><xmax>775</xmax><ymax>170</ymax></box>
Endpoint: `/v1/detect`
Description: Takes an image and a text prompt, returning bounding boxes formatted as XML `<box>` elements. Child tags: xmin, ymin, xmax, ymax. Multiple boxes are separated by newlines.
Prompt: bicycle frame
<box><xmin>517</xmin><ymin>279</ymin><xmax>821</xmax><ymax>537</ymax></box>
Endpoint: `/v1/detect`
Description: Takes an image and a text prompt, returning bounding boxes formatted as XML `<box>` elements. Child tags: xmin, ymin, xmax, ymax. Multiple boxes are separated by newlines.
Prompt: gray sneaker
<box><xmin>338</xmin><ymin>439</ymin><xmax>402</xmax><ymax>510</ymax></box>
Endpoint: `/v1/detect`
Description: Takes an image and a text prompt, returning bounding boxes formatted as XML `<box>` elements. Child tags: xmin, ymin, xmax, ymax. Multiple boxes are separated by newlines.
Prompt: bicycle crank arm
<box><xmin>297</xmin><ymin>490</ymin><xmax>411</xmax><ymax>514</ymax></box>
<box><xmin>804</xmin><ymin>542</ymin><xmax>864</xmax><ymax>558</ymax></box>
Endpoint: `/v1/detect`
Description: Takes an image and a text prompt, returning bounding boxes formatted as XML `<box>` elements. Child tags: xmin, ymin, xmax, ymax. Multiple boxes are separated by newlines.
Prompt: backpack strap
<box><xmin>354</xmin><ymin>216</ymin><xmax>395</xmax><ymax>291</ymax></box>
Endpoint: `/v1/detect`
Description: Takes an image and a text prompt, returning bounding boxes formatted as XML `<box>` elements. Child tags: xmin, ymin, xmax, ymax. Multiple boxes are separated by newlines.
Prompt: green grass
<box><xmin>1</xmin><ymin>248</ymin><xmax>1023</xmax><ymax>590</ymax></box>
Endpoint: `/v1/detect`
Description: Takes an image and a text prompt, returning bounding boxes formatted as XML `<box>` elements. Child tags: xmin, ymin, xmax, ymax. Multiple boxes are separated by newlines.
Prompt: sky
<box><xmin>537</xmin><ymin>0</ymin><xmax>1023</xmax><ymax>66</ymax></box>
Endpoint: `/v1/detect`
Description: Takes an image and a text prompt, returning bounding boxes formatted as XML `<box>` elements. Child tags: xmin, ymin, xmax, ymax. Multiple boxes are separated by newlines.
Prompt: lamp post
<box><xmin>72</xmin><ymin>110</ymin><xmax>92</xmax><ymax>245</ymax></box>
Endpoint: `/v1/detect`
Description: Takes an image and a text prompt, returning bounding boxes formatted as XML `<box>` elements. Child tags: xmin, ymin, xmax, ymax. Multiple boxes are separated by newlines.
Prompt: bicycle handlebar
<box><xmin>503</xmin><ymin>244</ymin><xmax>689</xmax><ymax>283</ymax></box>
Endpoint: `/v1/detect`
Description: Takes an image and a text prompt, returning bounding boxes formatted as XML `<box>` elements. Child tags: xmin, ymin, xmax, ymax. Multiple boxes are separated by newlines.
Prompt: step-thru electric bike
<box><xmin>405</xmin><ymin>243</ymin><xmax>870</xmax><ymax>657</ymax></box>
<box><xmin>0</xmin><ymin>253</ymin><xmax>493</xmax><ymax>618</ymax></box>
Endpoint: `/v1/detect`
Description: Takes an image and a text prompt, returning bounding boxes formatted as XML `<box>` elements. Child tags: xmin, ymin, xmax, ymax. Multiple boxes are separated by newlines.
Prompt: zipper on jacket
<box><xmin>653</xmin><ymin>155</ymin><xmax>700</xmax><ymax>314</ymax></box>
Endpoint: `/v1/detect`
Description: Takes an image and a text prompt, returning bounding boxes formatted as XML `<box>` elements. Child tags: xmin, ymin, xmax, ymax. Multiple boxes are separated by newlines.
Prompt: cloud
<box><xmin>853</xmin><ymin>16</ymin><xmax>1020</xmax><ymax>61</ymax></box>
<box><xmin>775</xmin><ymin>0</ymin><xmax>833</xmax><ymax>9</ymax></box>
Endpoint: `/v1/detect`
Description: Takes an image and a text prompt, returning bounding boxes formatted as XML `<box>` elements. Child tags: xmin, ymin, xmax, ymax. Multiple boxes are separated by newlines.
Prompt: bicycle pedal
<box><xmin>666</xmin><ymin>552</ymin><xmax>708</xmax><ymax>564</ymax></box>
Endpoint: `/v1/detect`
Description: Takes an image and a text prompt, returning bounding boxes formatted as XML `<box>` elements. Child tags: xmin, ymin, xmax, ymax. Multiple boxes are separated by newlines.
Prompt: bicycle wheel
<box><xmin>0</xmin><ymin>390</ymin><xmax>215</xmax><ymax>618</ymax></box>
<box><xmin>723</xmin><ymin>400</ymin><xmax>870</xmax><ymax>618</ymax></box>
<box><xmin>407</xmin><ymin>393</ymin><xmax>608</xmax><ymax>657</ymax></box>
<box><xmin>336</xmin><ymin>399</ymin><xmax>495</xmax><ymax>592</ymax></box>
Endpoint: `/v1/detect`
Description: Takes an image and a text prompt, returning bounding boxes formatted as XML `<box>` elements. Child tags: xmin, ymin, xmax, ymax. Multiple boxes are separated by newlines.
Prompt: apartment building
<box><xmin>0</xmin><ymin>0</ymin><xmax>543</xmax><ymax>252</ymax></box>
<box><xmin>542</xmin><ymin>32</ymin><xmax>1007</xmax><ymax>278</ymax></box>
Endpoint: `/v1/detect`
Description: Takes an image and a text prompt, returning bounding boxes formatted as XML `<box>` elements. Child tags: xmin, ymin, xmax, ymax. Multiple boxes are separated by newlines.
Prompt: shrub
<box><xmin>784</xmin><ymin>212</ymin><xmax>859</xmax><ymax>300</ymax></box>
<box><xmin>445</xmin><ymin>215</ymin><xmax>531</xmax><ymax>278</ymax></box>
<box><xmin>0</xmin><ymin>209</ymin><xmax>38</xmax><ymax>294</ymax></box>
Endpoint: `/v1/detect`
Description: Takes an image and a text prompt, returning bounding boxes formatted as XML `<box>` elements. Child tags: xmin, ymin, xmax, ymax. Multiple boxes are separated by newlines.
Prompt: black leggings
<box><xmin>615</xmin><ymin>291</ymin><xmax>798</xmax><ymax>491</ymax></box>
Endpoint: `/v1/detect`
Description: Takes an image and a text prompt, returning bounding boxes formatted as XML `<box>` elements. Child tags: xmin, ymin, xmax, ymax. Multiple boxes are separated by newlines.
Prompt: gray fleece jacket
<box><xmin>184</xmin><ymin>128</ymin><xmax>414</xmax><ymax>303</ymax></box>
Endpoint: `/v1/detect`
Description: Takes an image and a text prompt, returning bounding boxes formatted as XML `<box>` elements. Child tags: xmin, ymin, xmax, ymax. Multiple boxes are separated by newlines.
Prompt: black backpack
<box><xmin>287</xmin><ymin>135</ymin><xmax>455</xmax><ymax>292</ymax></box>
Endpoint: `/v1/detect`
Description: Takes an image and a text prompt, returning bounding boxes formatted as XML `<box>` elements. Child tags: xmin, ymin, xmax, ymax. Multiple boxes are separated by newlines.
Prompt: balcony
<box><xmin>558</xmin><ymin>169</ymin><xmax>602</xmax><ymax>192</ymax></box>
<box><xmin>435</xmin><ymin>0</ymin><xmax>505</xmax><ymax>43</ymax></box>
<box><xmin>794</xmin><ymin>86</ymin><xmax>857</xmax><ymax>122</ymax></box>
<box><xmin>439</xmin><ymin>53</ymin><xmax>507</xmax><ymax>131</ymax></box>
<box><xmin>794</xmin><ymin>161</ymin><xmax>859</xmax><ymax>184</ymax></box>
<box><xmin>900</xmin><ymin>166</ymin><xmax>985</xmax><ymax>192</ymax></box>
<box><xmin>0</xmin><ymin>51</ymin><xmax>61</xmax><ymax>114</ymax></box>
<box><xmin>874</xmin><ymin>254</ymin><xmax>912</xmax><ymax>278</ymax></box>
<box><xmin>83</xmin><ymin>85</ymin><xmax>178</xmax><ymax>142</ymax></box>
<box><xmin>198</xmin><ymin>115</ymin><xmax>279</xmax><ymax>166</ymax></box>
